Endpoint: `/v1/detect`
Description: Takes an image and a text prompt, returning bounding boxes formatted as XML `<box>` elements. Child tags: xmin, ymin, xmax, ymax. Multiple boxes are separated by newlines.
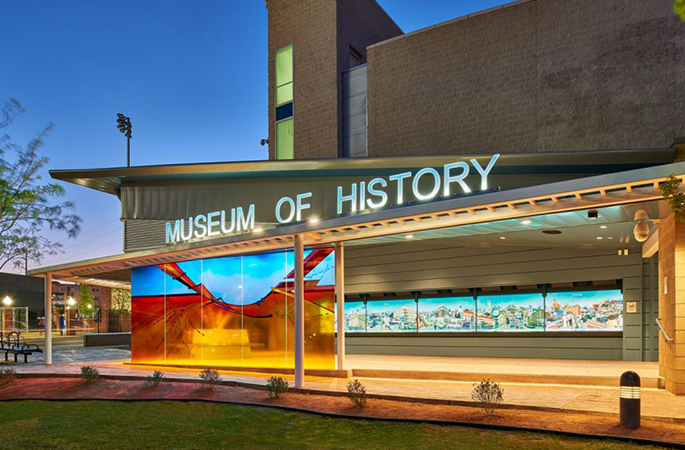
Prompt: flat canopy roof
<box><xmin>29</xmin><ymin>159</ymin><xmax>685</xmax><ymax>289</ymax></box>
<box><xmin>50</xmin><ymin>148</ymin><xmax>674</xmax><ymax>196</ymax></box>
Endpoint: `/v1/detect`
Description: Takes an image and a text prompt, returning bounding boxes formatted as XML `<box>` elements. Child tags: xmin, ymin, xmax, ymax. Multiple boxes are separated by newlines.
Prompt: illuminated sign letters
<box><xmin>166</xmin><ymin>205</ymin><xmax>255</xmax><ymax>244</ymax></box>
<box><xmin>335</xmin><ymin>154</ymin><xmax>499</xmax><ymax>215</ymax></box>
<box><xmin>164</xmin><ymin>154</ymin><xmax>500</xmax><ymax>244</ymax></box>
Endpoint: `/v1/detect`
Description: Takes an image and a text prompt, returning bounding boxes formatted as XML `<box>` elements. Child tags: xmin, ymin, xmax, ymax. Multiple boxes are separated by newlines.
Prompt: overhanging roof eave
<box><xmin>29</xmin><ymin>160</ymin><xmax>685</xmax><ymax>280</ymax></box>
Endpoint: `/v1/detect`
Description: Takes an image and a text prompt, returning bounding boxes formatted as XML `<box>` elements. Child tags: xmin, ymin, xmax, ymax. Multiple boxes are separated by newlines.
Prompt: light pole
<box><xmin>66</xmin><ymin>296</ymin><xmax>76</xmax><ymax>336</ymax></box>
<box><xmin>116</xmin><ymin>113</ymin><xmax>133</xmax><ymax>167</ymax></box>
<box><xmin>1</xmin><ymin>296</ymin><xmax>11</xmax><ymax>335</ymax></box>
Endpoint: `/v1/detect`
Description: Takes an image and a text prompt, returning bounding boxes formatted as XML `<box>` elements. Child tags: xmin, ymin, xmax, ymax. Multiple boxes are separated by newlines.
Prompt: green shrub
<box><xmin>199</xmin><ymin>368</ymin><xmax>222</xmax><ymax>389</ymax></box>
<box><xmin>0</xmin><ymin>367</ymin><xmax>16</xmax><ymax>384</ymax></box>
<box><xmin>266</xmin><ymin>376</ymin><xmax>289</xmax><ymax>399</ymax></box>
<box><xmin>471</xmin><ymin>379</ymin><xmax>504</xmax><ymax>416</ymax></box>
<box><xmin>346</xmin><ymin>379</ymin><xmax>367</xmax><ymax>409</ymax></box>
<box><xmin>80</xmin><ymin>366</ymin><xmax>100</xmax><ymax>385</ymax></box>
<box><xmin>144</xmin><ymin>370</ymin><xmax>165</xmax><ymax>388</ymax></box>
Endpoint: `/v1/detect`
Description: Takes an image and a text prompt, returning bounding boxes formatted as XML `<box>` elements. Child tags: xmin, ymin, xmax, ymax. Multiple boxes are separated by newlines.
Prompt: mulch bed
<box><xmin>0</xmin><ymin>377</ymin><xmax>683</xmax><ymax>446</ymax></box>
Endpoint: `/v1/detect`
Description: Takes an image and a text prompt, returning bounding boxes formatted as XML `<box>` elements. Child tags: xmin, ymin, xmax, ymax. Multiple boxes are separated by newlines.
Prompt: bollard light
<box><xmin>619</xmin><ymin>371</ymin><xmax>641</xmax><ymax>429</ymax></box>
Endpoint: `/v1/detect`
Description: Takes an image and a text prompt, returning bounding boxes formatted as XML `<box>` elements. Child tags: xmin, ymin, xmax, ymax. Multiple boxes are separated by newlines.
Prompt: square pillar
<box><xmin>294</xmin><ymin>234</ymin><xmax>305</xmax><ymax>388</ymax></box>
<box><xmin>658</xmin><ymin>214</ymin><xmax>685</xmax><ymax>395</ymax></box>
<box><xmin>44</xmin><ymin>273</ymin><xmax>52</xmax><ymax>365</ymax></box>
<box><xmin>335</xmin><ymin>242</ymin><xmax>345</xmax><ymax>371</ymax></box>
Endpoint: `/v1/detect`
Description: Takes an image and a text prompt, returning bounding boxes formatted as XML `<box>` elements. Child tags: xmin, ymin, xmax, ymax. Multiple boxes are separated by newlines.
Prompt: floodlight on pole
<box><xmin>116</xmin><ymin>113</ymin><xmax>133</xmax><ymax>167</ymax></box>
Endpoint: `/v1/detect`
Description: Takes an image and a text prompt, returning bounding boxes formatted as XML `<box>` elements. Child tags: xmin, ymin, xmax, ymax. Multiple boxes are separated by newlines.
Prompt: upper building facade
<box><xmin>266</xmin><ymin>0</ymin><xmax>685</xmax><ymax>160</ymax></box>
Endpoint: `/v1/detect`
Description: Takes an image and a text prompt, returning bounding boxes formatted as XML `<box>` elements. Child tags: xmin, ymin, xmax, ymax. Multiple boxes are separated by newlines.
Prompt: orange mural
<box><xmin>131</xmin><ymin>247</ymin><xmax>335</xmax><ymax>370</ymax></box>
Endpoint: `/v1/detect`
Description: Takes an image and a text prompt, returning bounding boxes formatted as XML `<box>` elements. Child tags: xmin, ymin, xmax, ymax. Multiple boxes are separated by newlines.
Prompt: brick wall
<box><xmin>367</xmin><ymin>0</ymin><xmax>685</xmax><ymax>156</ymax></box>
<box><xmin>266</xmin><ymin>0</ymin><xmax>401</xmax><ymax>160</ymax></box>
<box><xmin>658</xmin><ymin>214</ymin><xmax>685</xmax><ymax>395</ymax></box>
<box><xmin>267</xmin><ymin>0</ymin><xmax>339</xmax><ymax>160</ymax></box>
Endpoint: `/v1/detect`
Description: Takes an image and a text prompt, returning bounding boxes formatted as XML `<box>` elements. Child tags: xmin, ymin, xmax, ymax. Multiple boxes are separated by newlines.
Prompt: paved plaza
<box><xmin>2</xmin><ymin>349</ymin><xmax>683</xmax><ymax>422</ymax></box>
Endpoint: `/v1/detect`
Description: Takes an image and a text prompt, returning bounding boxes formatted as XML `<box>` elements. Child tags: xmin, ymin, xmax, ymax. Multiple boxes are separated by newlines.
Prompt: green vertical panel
<box><xmin>276</xmin><ymin>118</ymin><xmax>294</xmax><ymax>160</ymax></box>
<box><xmin>276</xmin><ymin>45</ymin><xmax>293</xmax><ymax>105</ymax></box>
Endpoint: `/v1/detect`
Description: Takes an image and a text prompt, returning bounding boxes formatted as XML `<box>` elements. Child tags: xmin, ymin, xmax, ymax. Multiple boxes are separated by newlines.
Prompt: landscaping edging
<box><xmin>0</xmin><ymin>396</ymin><xmax>682</xmax><ymax>449</ymax></box>
<box><xmin>11</xmin><ymin>372</ymin><xmax>685</xmax><ymax>425</ymax></box>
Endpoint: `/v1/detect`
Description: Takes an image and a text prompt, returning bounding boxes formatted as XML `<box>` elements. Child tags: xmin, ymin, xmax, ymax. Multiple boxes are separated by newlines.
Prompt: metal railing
<box><xmin>656</xmin><ymin>318</ymin><xmax>674</xmax><ymax>343</ymax></box>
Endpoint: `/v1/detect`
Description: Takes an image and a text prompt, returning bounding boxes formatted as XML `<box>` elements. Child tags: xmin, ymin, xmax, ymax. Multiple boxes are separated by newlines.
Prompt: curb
<box><xmin>0</xmin><ymin>396</ymin><xmax>682</xmax><ymax>449</ymax></box>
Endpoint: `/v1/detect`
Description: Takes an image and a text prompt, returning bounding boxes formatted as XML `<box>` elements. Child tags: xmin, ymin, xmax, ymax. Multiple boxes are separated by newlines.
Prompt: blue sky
<box><xmin>0</xmin><ymin>0</ymin><xmax>510</xmax><ymax>271</ymax></box>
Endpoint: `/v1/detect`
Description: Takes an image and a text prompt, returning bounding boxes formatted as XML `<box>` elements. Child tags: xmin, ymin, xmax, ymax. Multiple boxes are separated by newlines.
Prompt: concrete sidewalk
<box><xmin>7</xmin><ymin>356</ymin><xmax>685</xmax><ymax>422</ymax></box>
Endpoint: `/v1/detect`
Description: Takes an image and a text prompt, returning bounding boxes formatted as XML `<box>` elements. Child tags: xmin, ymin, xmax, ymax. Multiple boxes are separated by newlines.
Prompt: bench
<box><xmin>0</xmin><ymin>332</ymin><xmax>43</xmax><ymax>363</ymax></box>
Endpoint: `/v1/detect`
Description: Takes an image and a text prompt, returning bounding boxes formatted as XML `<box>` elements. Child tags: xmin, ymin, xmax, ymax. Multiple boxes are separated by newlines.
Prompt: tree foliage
<box><xmin>0</xmin><ymin>98</ymin><xmax>81</xmax><ymax>271</ymax></box>
<box><xmin>659</xmin><ymin>175</ymin><xmax>685</xmax><ymax>222</ymax></box>
<box><xmin>78</xmin><ymin>283</ymin><xmax>96</xmax><ymax>316</ymax></box>
<box><xmin>111</xmin><ymin>289</ymin><xmax>131</xmax><ymax>315</ymax></box>
<box><xmin>675</xmin><ymin>0</ymin><xmax>685</xmax><ymax>21</ymax></box>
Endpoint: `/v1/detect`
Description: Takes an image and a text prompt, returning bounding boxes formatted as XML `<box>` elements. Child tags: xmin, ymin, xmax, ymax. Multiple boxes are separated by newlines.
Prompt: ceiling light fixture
<box><xmin>521</xmin><ymin>219</ymin><xmax>532</xmax><ymax>225</ymax></box>
<box><xmin>405</xmin><ymin>234</ymin><xmax>414</xmax><ymax>240</ymax></box>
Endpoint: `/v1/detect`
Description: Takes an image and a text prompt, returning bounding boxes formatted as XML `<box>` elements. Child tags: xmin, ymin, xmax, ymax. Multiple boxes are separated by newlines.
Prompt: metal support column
<box><xmin>45</xmin><ymin>272</ymin><xmax>52</xmax><ymax>365</ymax></box>
<box><xmin>294</xmin><ymin>234</ymin><xmax>305</xmax><ymax>388</ymax></box>
<box><xmin>335</xmin><ymin>242</ymin><xmax>345</xmax><ymax>371</ymax></box>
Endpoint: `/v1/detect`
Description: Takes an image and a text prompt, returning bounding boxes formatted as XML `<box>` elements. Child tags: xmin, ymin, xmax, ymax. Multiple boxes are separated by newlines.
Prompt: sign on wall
<box><xmin>165</xmin><ymin>154</ymin><xmax>500</xmax><ymax>245</ymax></box>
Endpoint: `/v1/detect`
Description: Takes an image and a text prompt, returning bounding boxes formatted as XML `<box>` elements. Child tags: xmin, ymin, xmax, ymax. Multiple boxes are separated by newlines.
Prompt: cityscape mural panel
<box><xmin>366</xmin><ymin>299</ymin><xmax>417</xmax><ymax>332</ymax></box>
<box><xmin>477</xmin><ymin>294</ymin><xmax>545</xmax><ymax>332</ymax></box>
<box><xmin>545</xmin><ymin>290</ymin><xmax>623</xmax><ymax>331</ymax></box>
<box><xmin>344</xmin><ymin>289</ymin><xmax>623</xmax><ymax>334</ymax></box>
<box><xmin>418</xmin><ymin>297</ymin><xmax>475</xmax><ymax>332</ymax></box>
<box><xmin>344</xmin><ymin>301</ymin><xmax>366</xmax><ymax>332</ymax></box>
<box><xmin>131</xmin><ymin>247</ymin><xmax>336</xmax><ymax>369</ymax></box>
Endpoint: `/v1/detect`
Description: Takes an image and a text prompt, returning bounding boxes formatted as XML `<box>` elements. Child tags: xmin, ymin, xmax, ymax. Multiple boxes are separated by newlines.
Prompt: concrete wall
<box><xmin>366</xmin><ymin>0</ymin><xmax>685</xmax><ymax>156</ymax></box>
<box><xmin>344</xmin><ymin>240</ymin><xmax>647</xmax><ymax>361</ymax></box>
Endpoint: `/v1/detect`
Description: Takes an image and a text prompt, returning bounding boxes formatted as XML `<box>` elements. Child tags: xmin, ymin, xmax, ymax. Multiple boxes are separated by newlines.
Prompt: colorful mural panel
<box><xmin>545</xmin><ymin>290</ymin><xmax>623</xmax><ymax>331</ymax></box>
<box><xmin>131</xmin><ymin>247</ymin><xmax>336</xmax><ymax>369</ymax></box>
<box><xmin>477</xmin><ymin>293</ymin><xmax>545</xmax><ymax>332</ymax></box>
<box><xmin>366</xmin><ymin>299</ymin><xmax>417</xmax><ymax>332</ymax></box>
<box><xmin>418</xmin><ymin>297</ymin><xmax>475</xmax><ymax>332</ymax></box>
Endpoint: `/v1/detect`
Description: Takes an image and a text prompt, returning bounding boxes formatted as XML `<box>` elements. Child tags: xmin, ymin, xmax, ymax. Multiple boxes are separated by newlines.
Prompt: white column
<box><xmin>45</xmin><ymin>273</ymin><xmax>52</xmax><ymax>365</ymax></box>
<box><xmin>335</xmin><ymin>242</ymin><xmax>345</xmax><ymax>371</ymax></box>
<box><xmin>294</xmin><ymin>234</ymin><xmax>305</xmax><ymax>388</ymax></box>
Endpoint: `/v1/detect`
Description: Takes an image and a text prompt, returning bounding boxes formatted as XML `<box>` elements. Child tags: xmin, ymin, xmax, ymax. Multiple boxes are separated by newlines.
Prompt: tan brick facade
<box><xmin>266</xmin><ymin>0</ymin><xmax>400</xmax><ymax>160</ymax></box>
<box><xmin>658</xmin><ymin>214</ymin><xmax>685</xmax><ymax>395</ymax></box>
<box><xmin>367</xmin><ymin>0</ymin><xmax>685</xmax><ymax>156</ymax></box>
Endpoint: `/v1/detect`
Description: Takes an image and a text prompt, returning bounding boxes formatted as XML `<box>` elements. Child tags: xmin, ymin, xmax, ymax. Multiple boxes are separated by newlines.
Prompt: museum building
<box><xmin>29</xmin><ymin>0</ymin><xmax>685</xmax><ymax>395</ymax></box>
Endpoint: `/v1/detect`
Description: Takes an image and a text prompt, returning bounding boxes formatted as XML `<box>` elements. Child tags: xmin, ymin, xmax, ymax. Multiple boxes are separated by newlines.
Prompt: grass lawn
<box><xmin>0</xmin><ymin>401</ymin><xmax>668</xmax><ymax>450</ymax></box>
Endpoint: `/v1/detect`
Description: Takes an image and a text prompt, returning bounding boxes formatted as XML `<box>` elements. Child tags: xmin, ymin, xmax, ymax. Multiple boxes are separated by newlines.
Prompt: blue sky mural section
<box><xmin>132</xmin><ymin>249</ymin><xmax>335</xmax><ymax>305</ymax></box>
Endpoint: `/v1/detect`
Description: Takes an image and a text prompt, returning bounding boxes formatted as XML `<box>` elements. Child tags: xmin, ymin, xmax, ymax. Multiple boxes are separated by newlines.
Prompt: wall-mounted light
<box><xmin>1</xmin><ymin>296</ymin><xmax>11</xmax><ymax>306</ymax></box>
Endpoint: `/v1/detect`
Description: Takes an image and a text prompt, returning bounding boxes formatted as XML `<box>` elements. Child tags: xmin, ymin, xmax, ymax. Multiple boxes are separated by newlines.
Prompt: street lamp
<box><xmin>116</xmin><ymin>113</ymin><xmax>133</xmax><ymax>167</ymax></box>
<box><xmin>65</xmin><ymin>296</ymin><xmax>76</xmax><ymax>336</ymax></box>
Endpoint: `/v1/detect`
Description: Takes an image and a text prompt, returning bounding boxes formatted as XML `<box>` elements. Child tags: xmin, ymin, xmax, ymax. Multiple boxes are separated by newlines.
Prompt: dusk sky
<box><xmin>0</xmin><ymin>0</ymin><xmax>510</xmax><ymax>271</ymax></box>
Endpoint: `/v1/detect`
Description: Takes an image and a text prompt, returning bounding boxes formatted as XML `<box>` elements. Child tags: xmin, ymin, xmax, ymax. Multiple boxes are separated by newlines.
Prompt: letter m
<box><xmin>237</xmin><ymin>204</ymin><xmax>255</xmax><ymax>232</ymax></box>
<box><xmin>166</xmin><ymin>220</ymin><xmax>181</xmax><ymax>244</ymax></box>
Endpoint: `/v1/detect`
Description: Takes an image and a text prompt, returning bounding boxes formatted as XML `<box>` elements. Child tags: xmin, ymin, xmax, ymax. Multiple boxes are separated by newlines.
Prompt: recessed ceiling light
<box><xmin>253</xmin><ymin>227</ymin><xmax>263</xmax><ymax>233</ymax></box>
<box><xmin>499</xmin><ymin>236</ymin><xmax>506</xmax><ymax>240</ymax></box>
<box><xmin>600</xmin><ymin>225</ymin><xmax>608</xmax><ymax>229</ymax></box>
<box><xmin>521</xmin><ymin>219</ymin><xmax>532</xmax><ymax>225</ymax></box>
<box><xmin>607</xmin><ymin>237</ymin><xmax>613</xmax><ymax>240</ymax></box>
<box><xmin>596</xmin><ymin>237</ymin><xmax>603</xmax><ymax>240</ymax></box>
<box><xmin>405</xmin><ymin>234</ymin><xmax>414</xmax><ymax>240</ymax></box>
<box><xmin>309</xmin><ymin>217</ymin><xmax>320</xmax><ymax>224</ymax></box>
